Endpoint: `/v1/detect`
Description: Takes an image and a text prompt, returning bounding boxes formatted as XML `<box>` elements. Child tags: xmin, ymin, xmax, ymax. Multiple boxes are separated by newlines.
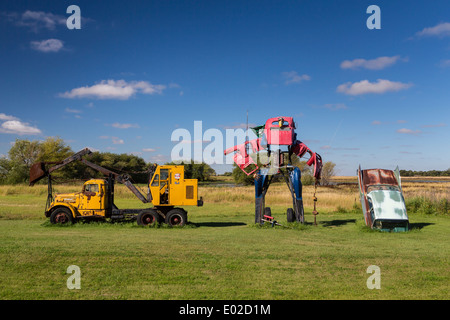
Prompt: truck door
<box><xmin>150</xmin><ymin>168</ymin><xmax>170</xmax><ymax>205</ymax></box>
<box><xmin>159</xmin><ymin>169</ymin><xmax>170</xmax><ymax>204</ymax></box>
<box><xmin>82</xmin><ymin>182</ymin><xmax>104</xmax><ymax>210</ymax></box>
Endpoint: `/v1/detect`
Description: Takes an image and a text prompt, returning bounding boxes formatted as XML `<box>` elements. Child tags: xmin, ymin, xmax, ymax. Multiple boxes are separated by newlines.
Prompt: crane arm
<box><xmin>291</xmin><ymin>140</ymin><xmax>322</xmax><ymax>180</ymax></box>
<box><xmin>80</xmin><ymin>159</ymin><xmax>150</xmax><ymax>203</ymax></box>
<box><xmin>29</xmin><ymin>148</ymin><xmax>151</xmax><ymax>204</ymax></box>
<box><xmin>29</xmin><ymin>148</ymin><xmax>92</xmax><ymax>186</ymax></box>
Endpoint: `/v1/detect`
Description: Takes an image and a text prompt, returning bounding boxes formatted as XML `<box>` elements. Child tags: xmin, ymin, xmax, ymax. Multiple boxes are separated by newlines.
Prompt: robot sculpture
<box><xmin>224</xmin><ymin>116</ymin><xmax>322</xmax><ymax>225</ymax></box>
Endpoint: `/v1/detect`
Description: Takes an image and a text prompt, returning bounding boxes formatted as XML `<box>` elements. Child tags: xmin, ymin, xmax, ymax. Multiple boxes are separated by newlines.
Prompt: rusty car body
<box><xmin>357</xmin><ymin>166</ymin><xmax>409</xmax><ymax>232</ymax></box>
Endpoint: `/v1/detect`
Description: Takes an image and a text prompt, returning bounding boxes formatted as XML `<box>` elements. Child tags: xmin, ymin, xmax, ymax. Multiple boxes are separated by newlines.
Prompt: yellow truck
<box><xmin>29</xmin><ymin>148</ymin><xmax>203</xmax><ymax>226</ymax></box>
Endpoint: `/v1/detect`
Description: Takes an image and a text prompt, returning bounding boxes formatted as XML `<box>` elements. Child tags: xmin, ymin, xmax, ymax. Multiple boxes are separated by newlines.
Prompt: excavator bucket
<box><xmin>29</xmin><ymin>162</ymin><xmax>47</xmax><ymax>186</ymax></box>
<box><xmin>29</xmin><ymin>148</ymin><xmax>93</xmax><ymax>186</ymax></box>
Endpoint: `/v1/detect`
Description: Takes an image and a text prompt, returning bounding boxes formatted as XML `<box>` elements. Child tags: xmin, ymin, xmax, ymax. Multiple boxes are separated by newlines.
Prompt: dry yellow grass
<box><xmin>199</xmin><ymin>176</ymin><xmax>448</xmax><ymax>211</ymax></box>
<box><xmin>199</xmin><ymin>183</ymin><xmax>358</xmax><ymax>211</ymax></box>
<box><xmin>0</xmin><ymin>176</ymin><xmax>447</xmax><ymax>213</ymax></box>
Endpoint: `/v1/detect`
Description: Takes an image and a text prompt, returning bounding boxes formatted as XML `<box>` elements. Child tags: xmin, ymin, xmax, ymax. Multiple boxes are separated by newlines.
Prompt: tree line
<box><xmin>399</xmin><ymin>169</ymin><xmax>450</xmax><ymax>177</ymax></box>
<box><xmin>0</xmin><ymin>138</ymin><xmax>216</xmax><ymax>185</ymax></box>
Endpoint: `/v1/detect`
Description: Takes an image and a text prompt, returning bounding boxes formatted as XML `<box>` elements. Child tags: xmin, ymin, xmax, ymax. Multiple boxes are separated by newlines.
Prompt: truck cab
<box><xmin>47</xmin><ymin>179</ymin><xmax>109</xmax><ymax>219</ymax></box>
<box><xmin>149</xmin><ymin>165</ymin><xmax>201</xmax><ymax>207</ymax></box>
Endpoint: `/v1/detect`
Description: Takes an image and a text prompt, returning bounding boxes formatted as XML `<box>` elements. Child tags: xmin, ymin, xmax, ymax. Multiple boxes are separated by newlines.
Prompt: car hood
<box><xmin>367</xmin><ymin>189</ymin><xmax>408</xmax><ymax>221</ymax></box>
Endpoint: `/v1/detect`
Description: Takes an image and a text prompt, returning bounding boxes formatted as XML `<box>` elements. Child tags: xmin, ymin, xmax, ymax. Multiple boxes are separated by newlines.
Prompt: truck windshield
<box><xmin>160</xmin><ymin>169</ymin><xmax>169</xmax><ymax>180</ymax></box>
<box><xmin>84</xmin><ymin>184</ymin><xmax>99</xmax><ymax>193</ymax></box>
<box><xmin>151</xmin><ymin>174</ymin><xmax>159</xmax><ymax>186</ymax></box>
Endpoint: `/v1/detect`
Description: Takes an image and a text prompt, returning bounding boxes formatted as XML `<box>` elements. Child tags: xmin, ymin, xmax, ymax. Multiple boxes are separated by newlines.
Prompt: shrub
<box><xmin>405</xmin><ymin>196</ymin><xmax>449</xmax><ymax>215</ymax></box>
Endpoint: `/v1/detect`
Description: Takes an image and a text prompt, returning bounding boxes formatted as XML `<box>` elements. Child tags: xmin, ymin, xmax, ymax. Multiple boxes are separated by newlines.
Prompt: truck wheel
<box><xmin>137</xmin><ymin>210</ymin><xmax>159</xmax><ymax>226</ymax></box>
<box><xmin>165</xmin><ymin>209</ymin><xmax>187</xmax><ymax>227</ymax></box>
<box><xmin>50</xmin><ymin>208</ymin><xmax>73</xmax><ymax>225</ymax></box>
<box><xmin>287</xmin><ymin>208</ymin><xmax>295</xmax><ymax>222</ymax></box>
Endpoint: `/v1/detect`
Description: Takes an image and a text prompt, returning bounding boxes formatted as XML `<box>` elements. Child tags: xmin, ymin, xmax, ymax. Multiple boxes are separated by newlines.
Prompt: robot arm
<box><xmin>224</xmin><ymin>138</ymin><xmax>263</xmax><ymax>176</ymax></box>
<box><xmin>291</xmin><ymin>141</ymin><xmax>322</xmax><ymax>180</ymax></box>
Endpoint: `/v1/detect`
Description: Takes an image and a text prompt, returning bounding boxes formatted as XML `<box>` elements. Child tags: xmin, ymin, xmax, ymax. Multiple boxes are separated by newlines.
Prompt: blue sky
<box><xmin>1</xmin><ymin>0</ymin><xmax>449</xmax><ymax>175</ymax></box>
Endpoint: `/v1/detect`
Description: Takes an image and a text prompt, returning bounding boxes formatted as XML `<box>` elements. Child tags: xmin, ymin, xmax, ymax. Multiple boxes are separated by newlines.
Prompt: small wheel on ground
<box><xmin>50</xmin><ymin>208</ymin><xmax>74</xmax><ymax>225</ymax></box>
<box><xmin>137</xmin><ymin>210</ymin><xmax>160</xmax><ymax>226</ymax></box>
<box><xmin>165</xmin><ymin>208</ymin><xmax>187</xmax><ymax>227</ymax></box>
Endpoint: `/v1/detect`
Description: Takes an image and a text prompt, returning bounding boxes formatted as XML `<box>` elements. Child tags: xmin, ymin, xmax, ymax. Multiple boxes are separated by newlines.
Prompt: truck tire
<box><xmin>287</xmin><ymin>208</ymin><xmax>295</xmax><ymax>222</ymax></box>
<box><xmin>50</xmin><ymin>207</ymin><xmax>74</xmax><ymax>225</ymax></box>
<box><xmin>137</xmin><ymin>210</ymin><xmax>159</xmax><ymax>226</ymax></box>
<box><xmin>165</xmin><ymin>208</ymin><xmax>187</xmax><ymax>227</ymax></box>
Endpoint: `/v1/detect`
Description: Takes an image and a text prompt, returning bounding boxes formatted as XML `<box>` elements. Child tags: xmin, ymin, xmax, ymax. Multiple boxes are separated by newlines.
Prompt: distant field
<box><xmin>332</xmin><ymin>175</ymin><xmax>450</xmax><ymax>183</ymax></box>
<box><xmin>0</xmin><ymin>177</ymin><xmax>448</xmax><ymax>300</ymax></box>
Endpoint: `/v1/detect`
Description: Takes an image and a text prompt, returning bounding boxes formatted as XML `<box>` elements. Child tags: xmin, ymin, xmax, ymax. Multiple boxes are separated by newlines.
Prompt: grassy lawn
<box><xmin>0</xmin><ymin>180</ymin><xmax>448</xmax><ymax>300</ymax></box>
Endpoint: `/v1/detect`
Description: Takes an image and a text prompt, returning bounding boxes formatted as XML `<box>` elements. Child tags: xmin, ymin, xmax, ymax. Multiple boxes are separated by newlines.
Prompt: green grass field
<box><xmin>0</xmin><ymin>180</ymin><xmax>448</xmax><ymax>300</ymax></box>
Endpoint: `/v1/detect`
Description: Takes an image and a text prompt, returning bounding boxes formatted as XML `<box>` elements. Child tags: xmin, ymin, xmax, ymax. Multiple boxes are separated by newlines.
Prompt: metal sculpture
<box><xmin>224</xmin><ymin>116</ymin><xmax>322</xmax><ymax>224</ymax></box>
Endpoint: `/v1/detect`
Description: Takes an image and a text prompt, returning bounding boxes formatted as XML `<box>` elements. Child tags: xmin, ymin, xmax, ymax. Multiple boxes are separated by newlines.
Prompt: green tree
<box><xmin>165</xmin><ymin>160</ymin><xmax>216</xmax><ymax>181</ymax></box>
<box><xmin>231</xmin><ymin>162</ymin><xmax>256</xmax><ymax>185</ymax></box>
<box><xmin>38</xmin><ymin>137</ymin><xmax>74</xmax><ymax>181</ymax></box>
<box><xmin>320</xmin><ymin>161</ymin><xmax>336</xmax><ymax>186</ymax></box>
<box><xmin>37</xmin><ymin>137</ymin><xmax>72</xmax><ymax>163</ymax></box>
<box><xmin>8</xmin><ymin>139</ymin><xmax>41</xmax><ymax>168</ymax></box>
<box><xmin>290</xmin><ymin>155</ymin><xmax>314</xmax><ymax>185</ymax></box>
<box><xmin>0</xmin><ymin>157</ymin><xmax>13</xmax><ymax>184</ymax></box>
<box><xmin>76</xmin><ymin>151</ymin><xmax>150</xmax><ymax>183</ymax></box>
<box><xmin>0</xmin><ymin>137</ymin><xmax>74</xmax><ymax>184</ymax></box>
<box><xmin>5</xmin><ymin>139</ymin><xmax>41</xmax><ymax>184</ymax></box>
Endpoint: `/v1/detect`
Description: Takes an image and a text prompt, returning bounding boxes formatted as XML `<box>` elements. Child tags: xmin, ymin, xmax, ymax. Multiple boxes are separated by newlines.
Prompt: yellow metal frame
<box><xmin>47</xmin><ymin>166</ymin><xmax>200</xmax><ymax>218</ymax></box>
<box><xmin>49</xmin><ymin>179</ymin><xmax>108</xmax><ymax>218</ymax></box>
<box><xmin>149</xmin><ymin>165</ymin><xmax>199</xmax><ymax>206</ymax></box>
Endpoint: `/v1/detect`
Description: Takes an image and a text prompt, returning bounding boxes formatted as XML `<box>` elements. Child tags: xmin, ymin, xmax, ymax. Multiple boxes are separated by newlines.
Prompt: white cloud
<box><xmin>416</xmin><ymin>22</ymin><xmax>450</xmax><ymax>37</ymax></box>
<box><xmin>340</xmin><ymin>56</ymin><xmax>404</xmax><ymax>70</ymax></box>
<box><xmin>396</xmin><ymin>128</ymin><xmax>422</xmax><ymax>135</ymax></box>
<box><xmin>337</xmin><ymin>79</ymin><xmax>412</xmax><ymax>95</ymax></box>
<box><xmin>142</xmin><ymin>148</ymin><xmax>156</xmax><ymax>152</ymax></box>
<box><xmin>110</xmin><ymin>122</ymin><xmax>140</xmax><ymax>129</ymax></box>
<box><xmin>65</xmin><ymin>108</ymin><xmax>82</xmax><ymax>114</ymax></box>
<box><xmin>282</xmin><ymin>71</ymin><xmax>311</xmax><ymax>85</ymax></box>
<box><xmin>439</xmin><ymin>59</ymin><xmax>450</xmax><ymax>68</ymax></box>
<box><xmin>3</xmin><ymin>10</ymin><xmax>66</xmax><ymax>32</ymax></box>
<box><xmin>112</xmin><ymin>137</ymin><xmax>124</xmax><ymax>145</ymax></box>
<box><xmin>30</xmin><ymin>39</ymin><xmax>64</xmax><ymax>52</ymax></box>
<box><xmin>0</xmin><ymin>120</ymin><xmax>42</xmax><ymax>135</ymax></box>
<box><xmin>21</xmin><ymin>10</ymin><xmax>66</xmax><ymax>29</ymax></box>
<box><xmin>3</xmin><ymin>10</ymin><xmax>93</xmax><ymax>32</ymax></box>
<box><xmin>421</xmin><ymin>123</ymin><xmax>447</xmax><ymax>128</ymax></box>
<box><xmin>149</xmin><ymin>154</ymin><xmax>168</xmax><ymax>164</ymax></box>
<box><xmin>99</xmin><ymin>135</ymin><xmax>124</xmax><ymax>144</ymax></box>
<box><xmin>60</xmin><ymin>80</ymin><xmax>166</xmax><ymax>100</ymax></box>
<box><xmin>0</xmin><ymin>113</ymin><xmax>19</xmax><ymax>121</ymax></box>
